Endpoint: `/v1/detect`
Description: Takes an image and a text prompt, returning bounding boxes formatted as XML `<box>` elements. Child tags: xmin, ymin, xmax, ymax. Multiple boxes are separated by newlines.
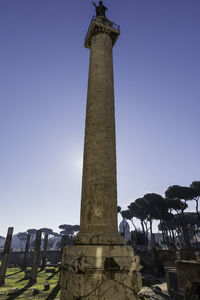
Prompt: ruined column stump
<box><xmin>0</xmin><ymin>227</ymin><xmax>13</xmax><ymax>286</ymax></box>
<box><xmin>29</xmin><ymin>230</ymin><xmax>41</xmax><ymax>283</ymax></box>
<box><xmin>41</xmin><ymin>234</ymin><xmax>48</xmax><ymax>270</ymax></box>
<box><xmin>22</xmin><ymin>233</ymin><xmax>31</xmax><ymax>270</ymax></box>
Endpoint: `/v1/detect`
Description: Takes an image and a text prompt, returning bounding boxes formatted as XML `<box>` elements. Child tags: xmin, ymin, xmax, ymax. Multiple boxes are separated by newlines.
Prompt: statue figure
<box><xmin>93</xmin><ymin>1</ymin><xmax>107</xmax><ymax>17</ymax></box>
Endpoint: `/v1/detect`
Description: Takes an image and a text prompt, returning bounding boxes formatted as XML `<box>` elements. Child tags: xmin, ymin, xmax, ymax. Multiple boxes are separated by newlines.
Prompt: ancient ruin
<box><xmin>41</xmin><ymin>234</ymin><xmax>48</xmax><ymax>270</ymax></box>
<box><xmin>22</xmin><ymin>233</ymin><xmax>31</xmax><ymax>270</ymax></box>
<box><xmin>59</xmin><ymin>2</ymin><xmax>142</xmax><ymax>299</ymax></box>
<box><xmin>0</xmin><ymin>227</ymin><xmax>13</xmax><ymax>286</ymax></box>
<box><xmin>165</xmin><ymin>251</ymin><xmax>200</xmax><ymax>299</ymax></box>
<box><xmin>0</xmin><ymin>2</ymin><xmax>199</xmax><ymax>300</ymax></box>
<box><xmin>29</xmin><ymin>229</ymin><xmax>41</xmax><ymax>283</ymax></box>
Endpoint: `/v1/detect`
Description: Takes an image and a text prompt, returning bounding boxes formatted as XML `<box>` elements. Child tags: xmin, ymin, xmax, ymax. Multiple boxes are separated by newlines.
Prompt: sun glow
<box><xmin>73</xmin><ymin>154</ymin><xmax>83</xmax><ymax>176</ymax></box>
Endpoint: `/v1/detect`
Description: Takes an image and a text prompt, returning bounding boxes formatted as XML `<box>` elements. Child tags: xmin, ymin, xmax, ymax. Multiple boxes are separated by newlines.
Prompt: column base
<box><xmin>73</xmin><ymin>231</ymin><xmax>125</xmax><ymax>245</ymax></box>
<box><xmin>60</xmin><ymin>245</ymin><xmax>142</xmax><ymax>300</ymax></box>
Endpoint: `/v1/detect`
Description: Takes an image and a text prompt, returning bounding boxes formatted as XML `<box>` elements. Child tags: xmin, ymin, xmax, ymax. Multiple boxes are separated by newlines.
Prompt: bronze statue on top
<box><xmin>93</xmin><ymin>1</ymin><xmax>107</xmax><ymax>17</ymax></box>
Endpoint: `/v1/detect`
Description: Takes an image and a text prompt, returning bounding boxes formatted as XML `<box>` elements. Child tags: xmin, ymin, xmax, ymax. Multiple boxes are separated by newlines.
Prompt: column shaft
<box><xmin>74</xmin><ymin>28</ymin><xmax>123</xmax><ymax>245</ymax></box>
<box><xmin>22</xmin><ymin>233</ymin><xmax>31</xmax><ymax>270</ymax></box>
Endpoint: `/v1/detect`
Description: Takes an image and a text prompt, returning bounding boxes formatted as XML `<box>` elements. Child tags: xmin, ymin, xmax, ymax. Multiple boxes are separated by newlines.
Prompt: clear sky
<box><xmin>0</xmin><ymin>0</ymin><xmax>200</xmax><ymax>236</ymax></box>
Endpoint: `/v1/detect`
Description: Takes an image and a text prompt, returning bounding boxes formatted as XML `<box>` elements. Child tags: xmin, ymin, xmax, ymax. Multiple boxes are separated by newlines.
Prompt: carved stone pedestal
<box><xmin>60</xmin><ymin>245</ymin><xmax>142</xmax><ymax>300</ymax></box>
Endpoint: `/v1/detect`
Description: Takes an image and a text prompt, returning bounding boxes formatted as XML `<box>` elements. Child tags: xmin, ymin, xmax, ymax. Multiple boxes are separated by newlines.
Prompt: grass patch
<box><xmin>0</xmin><ymin>267</ymin><xmax>60</xmax><ymax>299</ymax></box>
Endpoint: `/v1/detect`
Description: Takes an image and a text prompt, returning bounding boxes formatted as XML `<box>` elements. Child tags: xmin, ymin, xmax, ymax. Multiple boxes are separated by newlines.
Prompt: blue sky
<box><xmin>0</xmin><ymin>0</ymin><xmax>200</xmax><ymax>236</ymax></box>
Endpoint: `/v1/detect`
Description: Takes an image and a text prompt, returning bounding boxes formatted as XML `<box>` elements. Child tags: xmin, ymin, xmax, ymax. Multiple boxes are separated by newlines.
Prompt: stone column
<box><xmin>60</xmin><ymin>16</ymin><xmax>142</xmax><ymax>300</ymax></box>
<box><xmin>41</xmin><ymin>234</ymin><xmax>48</xmax><ymax>270</ymax></box>
<box><xmin>61</xmin><ymin>235</ymin><xmax>67</xmax><ymax>255</ymax></box>
<box><xmin>22</xmin><ymin>233</ymin><xmax>31</xmax><ymax>270</ymax></box>
<box><xmin>0</xmin><ymin>227</ymin><xmax>13</xmax><ymax>286</ymax></box>
<box><xmin>30</xmin><ymin>230</ymin><xmax>41</xmax><ymax>283</ymax></box>
<box><xmin>74</xmin><ymin>16</ymin><xmax>124</xmax><ymax>246</ymax></box>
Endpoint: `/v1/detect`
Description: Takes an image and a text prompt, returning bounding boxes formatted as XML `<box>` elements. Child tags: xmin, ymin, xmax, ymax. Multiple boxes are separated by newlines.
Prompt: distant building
<box><xmin>0</xmin><ymin>237</ymin><xmax>5</xmax><ymax>250</ymax></box>
<box><xmin>119</xmin><ymin>219</ymin><xmax>131</xmax><ymax>242</ymax></box>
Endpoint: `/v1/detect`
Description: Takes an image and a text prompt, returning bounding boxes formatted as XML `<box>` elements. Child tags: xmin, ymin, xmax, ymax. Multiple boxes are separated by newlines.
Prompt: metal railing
<box><xmin>93</xmin><ymin>16</ymin><xmax>120</xmax><ymax>31</ymax></box>
<box><xmin>85</xmin><ymin>16</ymin><xmax>120</xmax><ymax>45</ymax></box>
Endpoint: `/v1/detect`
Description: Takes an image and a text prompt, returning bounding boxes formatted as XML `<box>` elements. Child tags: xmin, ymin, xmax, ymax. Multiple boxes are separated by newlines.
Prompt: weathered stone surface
<box><xmin>73</xmin><ymin>17</ymin><xmax>124</xmax><ymax>246</ymax></box>
<box><xmin>60</xmin><ymin>245</ymin><xmax>142</xmax><ymax>300</ymax></box>
<box><xmin>138</xmin><ymin>287</ymin><xmax>167</xmax><ymax>300</ymax></box>
<box><xmin>84</xmin><ymin>17</ymin><xmax>120</xmax><ymax>48</ymax></box>
<box><xmin>0</xmin><ymin>227</ymin><xmax>13</xmax><ymax>286</ymax></box>
<box><xmin>41</xmin><ymin>234</ymin><xmax>48</xmax><ymax>270</ymax></box>
<box><xmin>22</xmin><ymin>233</ymin><xmax>31</xmax><ymax>270</ymax></box>
<box><xmin>165</xmin><ymin>267</ymin><xmax>178</xmax><ymax>295</ymax></box>
<box><xmin>176</xmin><ymin>260</ymin><xmax>200</xmax><ymax>297</ymax></box>
<box><xmin>61</xmin><ymin>235</ymin><xmax>67</xmax><ymax>254</ymax></box>
<box><xmin>60</xmin><ymin>12</ymin><xmax>142</xmax><ymax>300</ymax></box>
<box><xmin>29</xmin><ymin>229</ymin><xmax>41</xmax><ymax>283</ymax></box>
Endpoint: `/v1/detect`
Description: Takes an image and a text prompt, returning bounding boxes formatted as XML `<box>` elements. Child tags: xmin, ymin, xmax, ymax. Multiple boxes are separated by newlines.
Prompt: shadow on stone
<box><xmin>104</xmin><ymin>257</ymin><xmax>120</xmax><ymax>270</ymax></box>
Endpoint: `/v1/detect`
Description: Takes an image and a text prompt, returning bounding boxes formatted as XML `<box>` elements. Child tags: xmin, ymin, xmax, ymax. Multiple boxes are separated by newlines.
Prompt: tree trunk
<box><xmin>130</xmin><ymin>219</ymin><xmax>137</xmax><ymax>232</ymax></box>
<box><xmin>176</xmin><ymin>210</ymin><xmax>191</xmax><ymax>248</ymax></box>
<box><xmin>182</xmin><ymin>212</ymin><xmax>191</xmax><ymax>248</ymax></box>
<box><xmin>164</xmin><ymin>226</ymin><xmax>170</xmax><ymax>249</ymax></box>
<box><xmin>150</xmin><ymin>219</ymin><xmax>153</xmax><ymax>249</ymax></box>
<box><xmin>140</xmin><ymin>221</ymin><xmax>146</xmax><ymax>245</ymax></box>
<box><xmin>161</xmin><ymin>229</ymin><xmax>165</xmax><ymax>247</ymax></box>
<box><xmin>176</xmin><ymin>228</ymin><xmax>183</xmax><ymax>249</ymax></box>
<box><xmin>141</xmin><ymin>221</ymin><xmax>145</xmax><ymax>236</ymax></box>
<box><xmin>171</xmin><ymin>230</ymin><xmax>175</xmax><ymax>249</ymax></box>
<box><xmin>144</xmin><ymin>221</ymin><xmax>149</xmax><ymax>246</ymax></box>
<box><xmin>193</xmin><ymin>228</ymin><xmax>198</xmax><ymax>248</ymax></box>
<box><xmin>195</xmin><ymin>198</ymin><xmax>200</xmax><ymax>222</ymax></box>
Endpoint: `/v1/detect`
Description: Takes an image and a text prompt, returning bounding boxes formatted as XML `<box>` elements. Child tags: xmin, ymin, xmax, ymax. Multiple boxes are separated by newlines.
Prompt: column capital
<box><xmin>84</xmin><ymin>16</ymin><xmax>120</xmax><ymax>49</ymax></box>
